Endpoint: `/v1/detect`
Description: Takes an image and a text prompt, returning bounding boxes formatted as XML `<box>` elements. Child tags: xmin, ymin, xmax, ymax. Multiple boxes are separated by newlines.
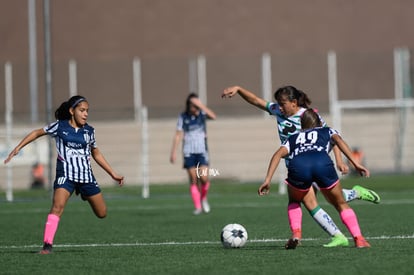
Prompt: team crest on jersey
<box><xmin>281</xmin><ymin>122</ymin><xmax>298</xmax><ymax>136</ymax></box>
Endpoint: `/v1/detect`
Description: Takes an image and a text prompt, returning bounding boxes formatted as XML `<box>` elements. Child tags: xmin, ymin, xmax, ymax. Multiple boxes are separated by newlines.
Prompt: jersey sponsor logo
<box><xmin>66</xmin><ymin>148</ymin><xmax>85</xmax><ymax>157</ymax></box>
<box><xmin>67</xmin><ymin>141</ymin><xmax>83</xmax><ymax>148</ymax></box>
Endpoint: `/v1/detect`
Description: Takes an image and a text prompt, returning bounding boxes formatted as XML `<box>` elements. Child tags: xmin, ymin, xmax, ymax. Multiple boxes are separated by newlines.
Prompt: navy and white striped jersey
<box><xmin>282</xmin><ymin>127</ymin><xmax>340</xmax><ymax>160</ymax></box>
<box><xmin>266</xmin><ymin>102</ymin><xmax>327</xmax><ymax>144</ymax></box>
<box><xmin>176</xmin><ymin>111</ymin><xmax>208</xmax><ymax>155</ymax></box>
<box><xmin>44</xmin><ymin>120</ymin><xmax>97</xmax><ymax>183</ymax></box>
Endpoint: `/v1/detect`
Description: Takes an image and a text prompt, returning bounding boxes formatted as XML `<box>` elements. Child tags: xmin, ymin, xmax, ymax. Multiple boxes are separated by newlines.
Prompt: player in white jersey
<box><xmin>4</xmin><ymin>95</ymin><xmax>124</xmax><ymax>254</ymax></box>
<box><xmin>222</xmin><ymin>85</ymin><xmax>379</xmax><ymax>247</ymax></box>
<box><xmin>170</xmin><ymin>93</ymin><xmax>217</xmax><ymax>215</ymax></box>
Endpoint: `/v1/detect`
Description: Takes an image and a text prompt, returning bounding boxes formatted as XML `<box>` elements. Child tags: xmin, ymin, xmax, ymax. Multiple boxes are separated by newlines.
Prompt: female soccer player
<box><xmin>170</xmin><ymin>93</ymin><xmax>216</xmax><ymax>215</ymax></box>
<box><xmin>222</xmin><ymin>85</ymin><xmax>379</xmax><ymax>247</ymax></box>
<box><xmin>4</xmin><ymin>95</ymin><xmax>124</xmax><ymax>254</ymax></box>
<box><xmin>258</xmin><ymin>108</ymin><xmax>371</xmax><ymax>248</ymax></box>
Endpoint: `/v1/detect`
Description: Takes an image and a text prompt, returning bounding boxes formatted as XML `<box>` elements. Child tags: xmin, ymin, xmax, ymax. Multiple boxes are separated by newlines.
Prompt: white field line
<box><xmin>0</xmin><ymin>198</ymin><xmax>413</xmax><ymax>215</ymax></box>
<box><xmin>1</xmin><ymin>234</ymin><xmax>413</xmax><ymax>250</ymax></box>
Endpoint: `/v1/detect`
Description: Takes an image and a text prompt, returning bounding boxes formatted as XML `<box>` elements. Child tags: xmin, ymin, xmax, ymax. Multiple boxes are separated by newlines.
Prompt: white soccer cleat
<box><xmin>202</xmin><ymin>199</ymin><xmax>210</xmax><ymax>213</ymax></box>
<box><xmin>193</xmin><ymin>208</ymin><xmax>203</xmax><ymax>215</ymax></box>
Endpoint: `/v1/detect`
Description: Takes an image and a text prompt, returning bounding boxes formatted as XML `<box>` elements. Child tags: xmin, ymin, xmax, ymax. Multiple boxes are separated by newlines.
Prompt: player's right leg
<box><xmin>187</xmin><ymin>168</ymin><xmax>202</xmax><ymax>215</ymax></box>
<box><xmin>321</xmin><ymin>182</ymin><xmax>371</xmax><ymax>248</ymax></box>
<box><xmin>40</xmin><ymin>186</ymin><xmax>71</xmax><ymax>254</ymax></box>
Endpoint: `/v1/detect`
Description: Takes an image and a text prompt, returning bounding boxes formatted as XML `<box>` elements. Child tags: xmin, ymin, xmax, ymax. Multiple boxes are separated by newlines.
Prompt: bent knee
<box><xmin>95</xmin><ymin>208</ymin><xmax>107</xmax><ymax>219</ymax></box>
<box><xmin>335</xmin><ymin>203</ymin><xmax>350</xmax><ymax>212</ymax></box>
<box><xmin>50</xmin><ymin>205</ymin><xmax>65</xmax><ymax>216</ymax></box>
<box><xmin>97</xmin><ymin>213</ymin><xmax>106</xmax><ymax>219</ymax></box>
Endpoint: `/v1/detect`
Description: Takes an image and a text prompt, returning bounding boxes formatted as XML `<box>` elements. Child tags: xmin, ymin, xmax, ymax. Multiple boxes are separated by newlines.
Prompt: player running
<box><xmin>4</xmin><ymin>95</ymin><xmax>124</xmax><ymax>254</ymax></box>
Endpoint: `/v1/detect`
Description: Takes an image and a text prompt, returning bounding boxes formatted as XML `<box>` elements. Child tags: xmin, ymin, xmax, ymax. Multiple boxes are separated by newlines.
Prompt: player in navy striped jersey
<box><xmin>222</xmin><ymin>85</ymin><xmax>379</xmax><ymax>247</ymax></box>
<box><xmin>170</xmin><ymin>93</ymin><xmax>216</xmax><ymax>215</ymax></box>
<box><xmin>258</xmin><ymin>108</ymin><xmax>371</xmax><ymax>248</ymax></box>
<box><xmin>4</xmin><ymin>95</ymin><xmax>124</xmax><ymax>254</ymax></box>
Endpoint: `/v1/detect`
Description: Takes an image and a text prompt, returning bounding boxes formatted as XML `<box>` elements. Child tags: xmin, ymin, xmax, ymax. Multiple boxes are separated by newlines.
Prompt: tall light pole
<box><xmin>43</xmin><ymin>0</ymin><xmax>53</xmax><ymax>190</ymax></box>
<box><xmin>28</xmin><ymin>0</ymin><xmax>38</xmax><ymax>124</ymax></box>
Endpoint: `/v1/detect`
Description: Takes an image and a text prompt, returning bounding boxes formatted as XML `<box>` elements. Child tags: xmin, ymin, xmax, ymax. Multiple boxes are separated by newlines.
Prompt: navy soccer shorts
<box><xmin>183</xmin><ymin>152</ymin><xmax>209</xmax><ymax>169</ymax></box>
<box><xmin>54</xmin><ymin>176</ymin><xmax>101</xmax><ymax>198</ymax></box>
<box><xmin>286</xmin><ymin>151</ymin><xmax>339</xmax><ymax>191</ymax></box>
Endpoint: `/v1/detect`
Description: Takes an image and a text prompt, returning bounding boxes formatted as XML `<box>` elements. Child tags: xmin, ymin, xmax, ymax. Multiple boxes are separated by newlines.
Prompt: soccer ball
<box><xmin>220</xmin><ymin>223</ymin><xmax>248</xmax><ymax>248</ymax></box>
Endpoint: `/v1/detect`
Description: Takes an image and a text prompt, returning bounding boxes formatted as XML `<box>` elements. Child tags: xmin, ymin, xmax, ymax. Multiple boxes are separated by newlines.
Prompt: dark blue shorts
<box><xmin>286</xmin><ymin>151</ymin><xmax>339</xmax><ymax>191</ymax></box>
<box><xmin>183</xmin><ymin>153</ymin><xmax>209</xmax><ymax>169</ymax></box>
<box><xmin>54</xmin><ymin>176</ymin><xmax>101</xmax><ymax>199</ymax></box>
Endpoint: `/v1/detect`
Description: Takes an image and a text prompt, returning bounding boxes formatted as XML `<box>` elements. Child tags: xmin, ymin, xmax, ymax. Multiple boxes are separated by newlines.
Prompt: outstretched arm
<box><xmin>332</xmin><ymin>134</ymin><xmax>370</xmax><ymax>177</ymax></box>
<box><xmin>258</xmin><ymin>147</ymin><xmax>288</xmax><ymax>195</ymax></box>
<box><xmin>222</xmin><ymin>86</ymin><xmax>268</xmax><ymax>111</ymax></box>
<box><xmin>92</xmin><ymin>147</ymin><xmax>124</xmax><ymax>186</ymax></box>
<box><xmin>4</xmin><ymin>128</ymin><xmax>46</xmax><ymax>164</ymax></box>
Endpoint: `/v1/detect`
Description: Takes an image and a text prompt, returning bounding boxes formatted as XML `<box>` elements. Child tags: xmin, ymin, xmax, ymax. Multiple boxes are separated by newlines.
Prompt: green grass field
<box><xmin>1</xmin><ymin>174</ymin><xmax>413</xmax><ymax>275</ymax></box>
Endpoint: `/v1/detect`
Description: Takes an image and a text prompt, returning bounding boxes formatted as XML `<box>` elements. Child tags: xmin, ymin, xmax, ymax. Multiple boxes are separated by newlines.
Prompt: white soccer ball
<box><xmin>220</xmin><ymin>223</ymin><xmax>248</xmax><ymax>248</ymax></box>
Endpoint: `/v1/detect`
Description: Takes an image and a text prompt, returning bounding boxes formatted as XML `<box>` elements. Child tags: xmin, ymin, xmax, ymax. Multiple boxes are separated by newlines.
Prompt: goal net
<box><xmin>331</xmin><ymin>101</ymin><xmax>414</xmax><ymax>173</ymax></box>
<box><xmin>328</xmin><ymin>48</ymin><xmax>413</xmax><ymax>174</ymax></box>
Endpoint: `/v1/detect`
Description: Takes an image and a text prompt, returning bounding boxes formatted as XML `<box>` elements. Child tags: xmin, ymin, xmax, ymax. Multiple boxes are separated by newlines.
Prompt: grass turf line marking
<box><xmin>1</xmin><ymin>234</ymin><xmax>413</xmax><ymax>250</ymax></box>
<box><xmin>1</xmin><ymin>198</ymin><xmax>413</xmax><ymax>215</ymax></box>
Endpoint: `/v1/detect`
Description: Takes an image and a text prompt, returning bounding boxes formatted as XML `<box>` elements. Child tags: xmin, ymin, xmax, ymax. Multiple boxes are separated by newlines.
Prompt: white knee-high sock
<box><xmin>309</xmin><ymin>206</ymin><xmax>343</xmax><ymax>236</ymax></box>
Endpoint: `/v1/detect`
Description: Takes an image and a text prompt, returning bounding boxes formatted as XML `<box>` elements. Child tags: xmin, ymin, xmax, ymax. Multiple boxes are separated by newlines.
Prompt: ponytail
<box><xmin>296</xmin><ymin>90</ymin><xmax>311</xmax><ymax>108</ymax></box>
<box><xmin>274</xmin><ymin>86</ymin><xmax>312</xmax><ymax>108</ymax></box>
<box><xmin>300</xmin><ymin>108</ymin><xmax>322</xmax><ymax>130</ymax></box>
<box><xmin>54</xmin><ymin>95</ymin><xmax>87</xmax><ymax>120</ymax></box>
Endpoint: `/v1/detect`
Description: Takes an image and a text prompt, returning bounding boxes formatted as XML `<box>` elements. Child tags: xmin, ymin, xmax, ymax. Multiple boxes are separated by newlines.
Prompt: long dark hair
<box><xmin>185</xmin><ymin>93</ymin><xmax>199</xmax><ymax>114</ymax></box>
<box><xmin>301</xmin><ymin>108</ymin><xmax>322</xmax><ymax>130</ymax></box>
<box><xmin>54</xmin><ymin>95</ymin><xmax>87</xmax><ymax>120</ymax></box>
<box><xmin>274</xmin><ymin>86</ymin><xmax>312</xmax><ymax>108</ymax></box>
